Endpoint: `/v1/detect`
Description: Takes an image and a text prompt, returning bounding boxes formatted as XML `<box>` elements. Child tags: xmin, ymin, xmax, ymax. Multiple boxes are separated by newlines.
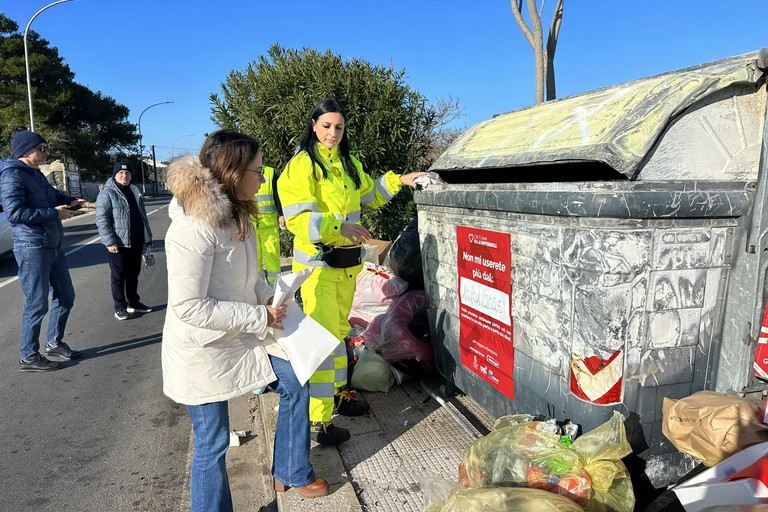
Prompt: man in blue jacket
<box><xmin>0</xmin><ymin>131</ymin><xmax>85</xmax><ymax>371</ymax></box>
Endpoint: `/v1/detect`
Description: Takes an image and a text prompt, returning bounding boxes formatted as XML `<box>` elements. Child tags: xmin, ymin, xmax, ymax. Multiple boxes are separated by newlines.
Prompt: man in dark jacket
<box><xmin>0</xmin><ymin>131</ymin><xmax>85</xmax><ymax>371</ymax></box>
<box><xmin>95</xmin><ymin>162</ymin><xmax>153</xmax><ymax>320</ymax></box>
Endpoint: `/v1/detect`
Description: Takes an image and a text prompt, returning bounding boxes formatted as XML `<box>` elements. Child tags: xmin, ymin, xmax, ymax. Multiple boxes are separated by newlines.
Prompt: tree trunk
<box><xmin>510</xmin><ymin>0</ymin><xmax>564</xmax><ymax>104</ymax></box>
<box><xmin>545</xmin><ymin>0</ymin><xmax>564</xmax><ymax>101</ymax></box>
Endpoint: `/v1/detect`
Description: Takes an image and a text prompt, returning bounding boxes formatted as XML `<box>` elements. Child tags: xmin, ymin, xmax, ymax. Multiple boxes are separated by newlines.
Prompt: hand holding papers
<box><xmin>271</xmin><ymin>269</ymin><xmax>341</xmax><ymax>385</ymax></box>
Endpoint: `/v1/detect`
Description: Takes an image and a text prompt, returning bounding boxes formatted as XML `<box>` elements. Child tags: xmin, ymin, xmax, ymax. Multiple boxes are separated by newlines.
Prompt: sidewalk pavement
<box><xmin>226</xmin><ymin>378</ymin><xmax>495</xmax><ymax>512</ymax></box>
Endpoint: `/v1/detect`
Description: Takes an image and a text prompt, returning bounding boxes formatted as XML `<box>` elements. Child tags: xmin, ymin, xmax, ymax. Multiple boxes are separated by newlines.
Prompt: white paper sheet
<box><xmin>271</xmin><ymin>269</ymin><xmax>340</xmax><ymax>385</ymax></box>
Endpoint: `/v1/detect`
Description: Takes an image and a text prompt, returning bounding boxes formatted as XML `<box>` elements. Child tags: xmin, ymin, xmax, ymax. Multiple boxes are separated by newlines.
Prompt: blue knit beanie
<box><xmin>11</xmin><ymin>131</ymin><xmax>47</xmax><ymax>158</ymax></box>
<box><xmin>112</xmin><ymin>162</ymin><xmax>130</xmax><ymax>178</ymax></box>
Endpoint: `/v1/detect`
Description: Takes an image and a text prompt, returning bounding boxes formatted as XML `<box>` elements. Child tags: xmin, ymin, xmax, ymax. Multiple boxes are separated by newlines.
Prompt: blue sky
<box><xmin>3</xmin><ymin>1</ymin><xmax>766</xmax><ymax>163</ymax></box>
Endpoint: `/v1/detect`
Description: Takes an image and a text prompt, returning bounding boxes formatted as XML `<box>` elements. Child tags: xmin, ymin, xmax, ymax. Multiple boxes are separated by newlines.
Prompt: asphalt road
<box><xmin>0</xmin><ymin>196</ymin><xmax>191</xmax><ymax>512</ymax></box>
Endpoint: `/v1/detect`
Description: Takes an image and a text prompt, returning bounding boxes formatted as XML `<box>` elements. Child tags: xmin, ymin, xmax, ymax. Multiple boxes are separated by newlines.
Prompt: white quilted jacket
<box><xmin>162</xmin><ymin>155</ymin><xmax>283</xmax><ymax>405</ymax></box>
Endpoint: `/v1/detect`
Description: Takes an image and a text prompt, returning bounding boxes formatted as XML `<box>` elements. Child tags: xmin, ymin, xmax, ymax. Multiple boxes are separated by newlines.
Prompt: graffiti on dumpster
<box><xmin>570</xmin><ymin>351</ymin><xmax>624</xmax><ymax>404</ymax></box>
<box><xmin>457</xmin><ymin>226</ymin><xmax>514</xmax><ymax>399</ymax></box>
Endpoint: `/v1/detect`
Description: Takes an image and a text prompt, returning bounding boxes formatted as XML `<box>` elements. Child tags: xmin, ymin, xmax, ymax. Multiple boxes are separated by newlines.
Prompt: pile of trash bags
<box><xmin>423</xmin><ymin>411</ymin><xmax>635</xmax><ymax>512</ymax></box>
<box><xmin>385</xmin><ymin>218</ymin><xmax>424</xmax><ymax>291</ymax></box>
<box><xmin>347</xmin><ymin>219</ymin><xmax>433</xmax><ymax>393</ymax></box>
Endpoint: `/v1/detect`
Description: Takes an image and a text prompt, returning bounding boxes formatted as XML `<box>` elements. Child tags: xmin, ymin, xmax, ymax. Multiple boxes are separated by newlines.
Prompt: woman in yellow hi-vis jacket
<box><xmin>251</xmin><ymin>165</ymin><xmax>284</xmax><ymax>286</ymax></box>
<box><xmin>278</xmin><ymin>98</ymin><xmax>426</xmax><ymax>445</ymax></box>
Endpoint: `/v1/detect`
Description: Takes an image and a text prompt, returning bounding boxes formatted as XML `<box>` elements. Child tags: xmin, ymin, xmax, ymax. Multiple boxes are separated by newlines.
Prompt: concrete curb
<box><xmin>256</xmin><ymin>391</ymin><xmax>362</xmax><ymax>512</ymax></box>
<box><xmin>227</xmin><ymin>392</ymin><xmax>278</xmax><ymax>511</ymax></box>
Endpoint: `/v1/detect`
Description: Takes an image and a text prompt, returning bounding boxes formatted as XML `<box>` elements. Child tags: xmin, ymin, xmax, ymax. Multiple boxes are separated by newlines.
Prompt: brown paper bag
<box><xmin>662</xmin><ymin>391</ymin><xmax>768</xmax><ymax>466</ymax></box>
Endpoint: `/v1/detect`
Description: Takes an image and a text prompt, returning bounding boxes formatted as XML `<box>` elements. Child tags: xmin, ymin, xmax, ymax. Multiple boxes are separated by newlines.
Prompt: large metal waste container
<box><xmin>416</xmin><ymin>49</ymin><xmax>768</xmax><ymax>487</ymax></box>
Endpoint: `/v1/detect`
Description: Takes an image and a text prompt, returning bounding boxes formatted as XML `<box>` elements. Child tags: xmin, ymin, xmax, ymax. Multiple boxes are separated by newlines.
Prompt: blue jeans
<box><xmin>269</xmin><ymin>354</ymin><xmax>315</xmax><ymax>488</ymax></box>
<box><xmin>187</xmin><ymin>402</ymin><xmax>233</xmax><ymax>512</ymax></box>
<box><xmin>185</xmin><ymin>356</ymin><xmax>313</xmax><ymax>512</ymax></box>
<box><xmin>14</xmin><ymin>242</ymin><xmax>75</xmax><ymax>361</ymax></box>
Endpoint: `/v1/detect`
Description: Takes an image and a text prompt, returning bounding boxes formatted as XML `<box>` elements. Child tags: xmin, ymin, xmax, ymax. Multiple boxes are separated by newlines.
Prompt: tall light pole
<box><xmin>24</xmin><ymin>0</ymin><xmax>75</xmax><ymax>131</ymax></box>
<box><xmin>138</xmin><ymin>101</ymin><xmax>173</xmax><ymax>194</ymax></box>
<box><xmin>171</xmin><ymin>133</ymin><xmax>195</xmax><ymax>159</ymax></box>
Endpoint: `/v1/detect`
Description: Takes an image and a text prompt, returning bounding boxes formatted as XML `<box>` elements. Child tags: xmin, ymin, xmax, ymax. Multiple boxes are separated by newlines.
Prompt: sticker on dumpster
<box><xmin>457</xmin><ymin>226</ymin><xmax>514</xmax><ymax>399</ymax></box>
<box><xmin>570</xmin><ymin>351</ymin><xmax>623</xmax><ymax>405</ymax></box>
<box><xmin>753</xmin><ymin>304</ymin><xmax>768</xmax><ymax>381</ymax></box>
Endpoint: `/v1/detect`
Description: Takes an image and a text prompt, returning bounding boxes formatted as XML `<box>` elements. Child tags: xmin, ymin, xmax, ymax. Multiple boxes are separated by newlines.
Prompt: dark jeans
<box><xmin>107</xmin><ymin>245</ymin><xmax>142</xmax><ymax>311</ymax></box>
<box><xmin>14</xmin><ymin>242</ymin><xmax>75</xmax><ymax>361</ymax></box>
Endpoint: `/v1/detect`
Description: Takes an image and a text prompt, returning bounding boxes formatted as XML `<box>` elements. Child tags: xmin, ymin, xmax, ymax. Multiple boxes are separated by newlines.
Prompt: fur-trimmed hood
<box><xmin>166</xmin><ymin>155</ymin><xmax>232</xmax><ymax>227</ymax></box>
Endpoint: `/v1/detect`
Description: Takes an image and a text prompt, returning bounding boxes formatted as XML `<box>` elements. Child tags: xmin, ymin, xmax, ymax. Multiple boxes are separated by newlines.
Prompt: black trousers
<box><xmin>108</xmin><ymin>245</ymin><xmax>143</xmax><ymax>310</ymax></box>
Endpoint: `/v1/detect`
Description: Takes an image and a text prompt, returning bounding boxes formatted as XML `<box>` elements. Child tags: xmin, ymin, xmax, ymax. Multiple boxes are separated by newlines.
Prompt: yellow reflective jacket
<box><xmin>252</xmin><ymin>166</ymin><xmax>279</xmax><ymax>232</ymax></box>
<box><xmin>278</xmin><ymin>143</ymin><xmax>402</xmax><ymax>278</ymax></box>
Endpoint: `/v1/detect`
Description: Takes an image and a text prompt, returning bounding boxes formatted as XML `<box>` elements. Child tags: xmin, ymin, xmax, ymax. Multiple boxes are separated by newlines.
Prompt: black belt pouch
<box><xmin>317</xmin><ymin>244</ymin><xmax>362</xmax><ymax>268</ymax></box>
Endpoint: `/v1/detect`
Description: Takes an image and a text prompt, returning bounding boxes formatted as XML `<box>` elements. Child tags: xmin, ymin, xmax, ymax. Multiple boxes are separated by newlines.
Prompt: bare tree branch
<box><xmin>545</xmin><ymin>0</ymin><xmax>563</xmax><ymax>100</ymax></box>
<box><xmin>511</xmin><ymin>0</ymin><xmax>564</xmax><ymax>104</ymax></box>
<box><xmin>510</xmin><ymin>0</ymin><xmax>536</xmax><ymax>49</ymax></box>
<box><xmin>546</xmin><ymin>0</ymin><xmax>564</xmax><ymax>61</ymax></box>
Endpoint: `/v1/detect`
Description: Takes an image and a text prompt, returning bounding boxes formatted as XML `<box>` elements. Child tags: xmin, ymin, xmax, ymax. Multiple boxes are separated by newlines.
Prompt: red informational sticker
<box><xmin>456</xmin><ymin>226</ymin><xmax>514</xmax><ymax>399</ymax></box>
<box><xmin>753</xmin><ymin>304</ymin><xmax>768</xmax><ymax>382</ymax></box>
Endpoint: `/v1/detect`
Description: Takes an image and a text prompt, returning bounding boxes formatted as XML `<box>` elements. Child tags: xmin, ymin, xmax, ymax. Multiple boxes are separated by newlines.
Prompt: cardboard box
<box><xmin>673</xmin><ymin>441</ymin><xmax>768</xmax><ymax>512</ymax></box>
<box><xmin>365</xmin><ymin>239</ymin><xmax>392</xmax><ymax>266</ymax></box>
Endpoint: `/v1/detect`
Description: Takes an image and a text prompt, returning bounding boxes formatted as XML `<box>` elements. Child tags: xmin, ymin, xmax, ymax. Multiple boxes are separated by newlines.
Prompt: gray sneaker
<box><xmin>45</xmin><ymin>342</ymin><xmax>82</xmax><ymax>360</ymax></box>
<box><xmin>20</xmin><ymin>354</ymin><xmax>62</xmax><ymax>372</ymax></box>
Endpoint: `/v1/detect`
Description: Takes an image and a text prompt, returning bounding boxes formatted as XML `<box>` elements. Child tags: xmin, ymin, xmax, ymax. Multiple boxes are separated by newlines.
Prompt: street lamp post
<box><xmin>171</xmin><ymin>134</ymin><xmax>195</xmax><ymax>159</ymax></box>
<box><xmin>24</xmin><ymin>0</ymin><xmax>75</xmax><ymax>131</ymax></box>
<box><xmin>138</xmin><ymin>101</ymin><xmax>173</xmax><ymax>194</ymax></box>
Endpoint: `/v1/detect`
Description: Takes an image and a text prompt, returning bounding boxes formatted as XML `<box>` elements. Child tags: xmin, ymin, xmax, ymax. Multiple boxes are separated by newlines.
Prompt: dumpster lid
<box><xmin>431</xmin><ymin>50</ymin><xmax>767</xmax><ymax>179</ymax></box>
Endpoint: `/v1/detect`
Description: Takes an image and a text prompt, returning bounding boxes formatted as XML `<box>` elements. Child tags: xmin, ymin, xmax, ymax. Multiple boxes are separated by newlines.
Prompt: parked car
<box><xmin>0</xmin><ymin>211</ymin><xmax>13</xmax><ymax>256</ymax></box>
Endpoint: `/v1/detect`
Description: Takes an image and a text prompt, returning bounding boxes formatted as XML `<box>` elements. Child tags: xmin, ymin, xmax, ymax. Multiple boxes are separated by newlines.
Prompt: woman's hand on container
<box><xmin>266</xmin><ymin>304</ymin><xmax>287</xmax><ymax>330</ymax></box>
<box><xmin>341</xmin><ymin>222</ymin><xmax>371</xmax><ymax>245</ymax></box>
<box><xmin>399</xmin><ymin>171</ymin><xmax>429</xmax><ymax>188</ymax></box>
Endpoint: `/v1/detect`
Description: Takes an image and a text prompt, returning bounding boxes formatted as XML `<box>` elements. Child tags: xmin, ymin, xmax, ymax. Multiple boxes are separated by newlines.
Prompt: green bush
<box><xmin>211</xmin><ymin>44</ymin><xmax>460</xmax><ymax>249</ymax></box>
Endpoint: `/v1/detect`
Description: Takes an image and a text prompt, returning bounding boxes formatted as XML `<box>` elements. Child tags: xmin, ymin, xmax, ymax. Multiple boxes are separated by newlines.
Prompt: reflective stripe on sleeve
<box><xmin>375</xmin><ymin>175</ymin><xmax>395</xmax><ymax>201</ymax></box>
<box><xmin>282</xmin><ymin>201</ymin><xmax>317</xmax><ymax>218</ymax></box>
<box><xmin>308</xmin><ymin>212</ymin><xmax>323</xmax><ymax>242</ymax></box>
<box><xmin>360</xmin><ymin>189</ymin><xmax>375</xmax><ymax>205</ymax></box>
<box><xmin>346</xmin><ymin>210</ymin><xmax>360</xmax><ymax>223</ymax></box>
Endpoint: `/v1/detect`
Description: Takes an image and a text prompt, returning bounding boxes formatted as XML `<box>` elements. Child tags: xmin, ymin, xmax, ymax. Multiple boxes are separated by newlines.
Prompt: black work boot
<box><xmin>310</xmin><ymin>421</ymin><xmax>350</xmax><ymax>445</ymax></box>
<box><xmin>335</xmin><ymin>389</ymin><xmax>370</xmax><ymax>417</ymax></box>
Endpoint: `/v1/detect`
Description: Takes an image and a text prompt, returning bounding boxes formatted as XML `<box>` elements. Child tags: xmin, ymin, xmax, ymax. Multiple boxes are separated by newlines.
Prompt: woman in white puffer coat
<box><xmin>163</xmin><ymin>130</ymin><xmax>328</xmax><ymax>512</ymax></box>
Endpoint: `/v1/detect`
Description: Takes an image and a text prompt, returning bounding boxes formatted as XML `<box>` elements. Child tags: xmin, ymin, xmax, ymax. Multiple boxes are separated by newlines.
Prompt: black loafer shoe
<box><xmin>45</xmin><ymin>342</ymin><xmax>82</xmax><ymax>360</ymax></box>
<box><xmin>20</xmin><ymin>355</ymin><xmax>62</xmax><ymax>372</ymax></box>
